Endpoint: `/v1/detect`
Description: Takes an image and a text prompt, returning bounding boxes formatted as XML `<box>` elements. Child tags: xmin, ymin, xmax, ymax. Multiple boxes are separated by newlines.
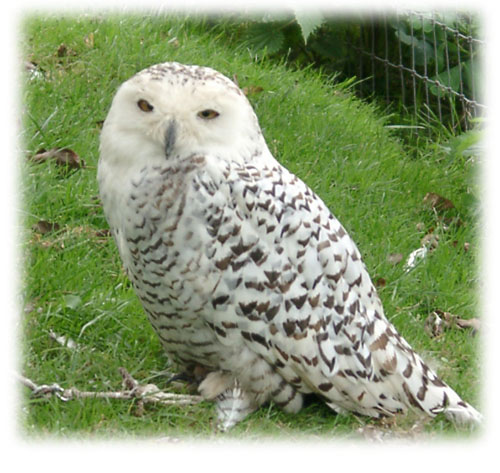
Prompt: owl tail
<box><xmin>432</xmin><ymin>384</ymin><xmax>482</xmax><ymax>425</ymax></box>
<box><xmin>395</xmin><ymin>350</ymin><xmax>482</xmax><ymax>425</ymax></box>
<box><xmin>365</xmin><ymin>323</ymin><xmax>482</xmax><ymax>426</ymax></box>
<box><xmin>215</xmin><ymin>380</ymin><xmax>257</xmax><ymax>431</ymax></box>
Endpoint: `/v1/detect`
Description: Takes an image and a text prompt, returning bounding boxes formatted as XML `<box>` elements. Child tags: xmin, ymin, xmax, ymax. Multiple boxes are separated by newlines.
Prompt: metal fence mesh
<box><xmin>342</xmin><ymin>11</ymin><xmax>483</xmax><ymax>132</ymax></box>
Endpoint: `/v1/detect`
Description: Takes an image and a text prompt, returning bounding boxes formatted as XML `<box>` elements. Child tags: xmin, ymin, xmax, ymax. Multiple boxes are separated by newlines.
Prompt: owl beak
<box><xmin>164</xmin><ymin>120</ymin><xmax>177</xmax><ymax>157</ymax></box>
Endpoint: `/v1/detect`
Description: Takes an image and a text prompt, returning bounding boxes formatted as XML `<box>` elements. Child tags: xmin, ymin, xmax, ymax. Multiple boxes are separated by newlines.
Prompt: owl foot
<box><xmin>165</xmin><ymin>372</ymin><xmax>196</xmax><ymax>385</ymax></box>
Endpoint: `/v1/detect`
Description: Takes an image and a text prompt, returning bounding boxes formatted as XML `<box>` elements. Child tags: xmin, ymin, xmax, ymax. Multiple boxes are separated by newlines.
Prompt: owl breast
<box><xmin>108</xmin><ymin>156</ymin><xmax>229</xmax><ymax>369</ymax></box>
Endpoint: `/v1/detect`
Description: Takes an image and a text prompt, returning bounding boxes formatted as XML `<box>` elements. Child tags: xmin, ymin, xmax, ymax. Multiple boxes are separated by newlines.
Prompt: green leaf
<box><xmin>64</xmin><ymin>294</ymin><xmax>82</xmax><ymax>310</ymax></box>
<box><xmin>245</xmin><ymin>22</ymin><xmax>285</xmax><ymax>55</ymax></box>
<box><xmin>395</xmin><ymin>27</ymin><xmax>414</xmax><ymax>46</ymax></box>
<box><xmin>294</xmin><ymin>10</ymin><xmax>324</xmax><ymax>44</ymax></box>
<box><xmin>422</xmin><ymin>19</ymin><xmax>434</xmax><ymax>34</ymax></box>
<box><xmin>429</xmin><ymin>65</ymin><xmax>462</xmax><ymax>96</ymax></box>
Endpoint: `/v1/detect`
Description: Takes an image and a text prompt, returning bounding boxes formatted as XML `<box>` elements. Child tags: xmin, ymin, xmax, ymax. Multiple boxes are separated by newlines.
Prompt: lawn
<box><xmin>19</xmin><ymin>13</ymin><xmax>481</xmax><ymax>440</ymax></box>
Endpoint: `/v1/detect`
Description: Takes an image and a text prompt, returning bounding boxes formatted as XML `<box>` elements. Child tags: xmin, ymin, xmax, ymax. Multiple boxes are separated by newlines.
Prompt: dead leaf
<box><xmin>56</xmin><ymin>43</ymin><xmax>76</xmax><ymax>58</ymax></box>
<box><xmin>70</xmin><ymin>225</ymin><xmax>110</xmax><ymax>240</ymax></box>
<box><xmin>375</xmin><ymin>277</ymin><xmax>386</xmax><ymax>288</ymax></box>
<box><xmin>242</xmin><ymin>85</ymin><xmax>264</xmax><ymax>96</ymax></box>
<box><xmin>423</xmin><ymin>192</ymin><xmax>455</xmax><ymax>213</ymax></box>
<box><xmin>425</xmin><ymin>312</ymin><xmax>444</xmax><ymax>338</ymax></box>
<box><xmin>63</xmin><ymin>294</ymin><xmax>82</xmax><ymax>310</ymax></box>
<box><xmin>464</xmin><ymin>242</ymin><xmax>470</xmax><ymax>252</ymax></box>
<box><xmin>455</xmin><ymin>317</ymin><xmax>480</xmax><ymax>333</ymax></box>
<box><xmin>30</xmin><ymin>148</ymin><xmax>85</xmax><ymax>169</ymax></box>
<box><xmin>387</xmin><ymin>253</ymin><xmax>403</xmax><ymax>265</ymax></box>
<box><xmin>32</xmin><ymin>220</ymin><xmax>60</xmax><ymax>234</ymax></box>
<box><xmin>426</xmin><ymin>310</ymin><xmax>480</xmax><ymax>337</ymax></box>
<box><xmin>421</xmin><ymin>233</ymin><xmax>439</xmax><ymax>249</ymax></box>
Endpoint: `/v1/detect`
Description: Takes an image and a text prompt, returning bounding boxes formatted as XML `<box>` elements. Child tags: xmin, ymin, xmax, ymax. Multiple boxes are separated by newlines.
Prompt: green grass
<box><xmin>20</xmin><ymin>13</ymin><xmax>481</xmax><ymax>439</ymax></box>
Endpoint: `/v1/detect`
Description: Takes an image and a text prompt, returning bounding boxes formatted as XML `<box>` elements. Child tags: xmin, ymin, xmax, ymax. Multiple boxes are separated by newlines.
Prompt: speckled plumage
<box><xmin>98</xmin><ymin>62</ymin><xmax>481</xmax><ymax>428</ymax></box>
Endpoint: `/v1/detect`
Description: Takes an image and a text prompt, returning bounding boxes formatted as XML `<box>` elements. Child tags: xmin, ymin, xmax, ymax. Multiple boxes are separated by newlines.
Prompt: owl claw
<box><xmin>165</xmin><ymin>372</ymin><xmax>196</xmax><ymax>385</ymax></box>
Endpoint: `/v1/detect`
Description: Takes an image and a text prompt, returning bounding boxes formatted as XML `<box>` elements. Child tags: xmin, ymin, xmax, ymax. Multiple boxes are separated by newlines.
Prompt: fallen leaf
<box><xmin>421</xmin><ymin>233</ymin><xmax>439</xmax><ymax>249</ymax></box>
<box><xmin>426</xmin><ymin>309</ymin><xmax>480</xmax><ymax>337</ymax></box>
<box><xmin>57</xmin><ymin>43</ymin><xmax>68</xmax><ymax>57</ymax></box>
<box><xmin>56</xmin><ymin>43</ymin><xmax>76</xmax><ymax>58</ymax></box>
<box><xmin>32</xmin><ymin>220</ymin><xmax>60</xmax><ymax>234</ymax></box>
<box><xmin>464</xmin><ymin>242</ymin><xmax>470</xmax><ymax>252</ymax></box>
<box><xmin>387</xmin><ymin>253</ymin><xmax>403</xmax><ymax>265</ymax></box>
<box><xmin>64</xmin><ymin>294</ymin><xmax>82</xmax><ymax>310</ymax></box>
<box><xmin>375</xmin><ymin>277</ymin><xmax>386</xmax><ymax>288</ymax></box>
<box><xmin>30</xmin><ymin>148</ymin><xmax>85</xmax><ymax>169</ymax></box>
<box><xmin>424</xmin><ymin>312</ymin><xmax>444</xmax><ymax>337</ymax></box>
<box><xmin>242</xmin><ymin>85</ymin><xmax>264</xmax><ymax>96</ymax></box>
<box><xmin>70</xmin><ymin>225</ymin><xmax>111</xmax><ymax>240</ymax></box>
<box><xmin>31</xmin><ymin>235</ymin><xmax>55</xmax><ymax>248</ymax></box>
<box><xmin>455</xmin><ymin>317</ymin><xmax>480</xmax><ymax>333</ymax></box>
<box><xmin>423</xmin><ymin>192</ymin><xmax>455</xmax><ymax>212</ymax></box>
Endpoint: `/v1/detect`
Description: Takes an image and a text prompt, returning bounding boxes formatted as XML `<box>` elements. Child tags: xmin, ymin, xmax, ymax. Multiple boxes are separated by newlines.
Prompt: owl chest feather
<box><xmin>101</xmin><ymin>160</ymin><xmax>223</xmax><ymax>366</ymax></box>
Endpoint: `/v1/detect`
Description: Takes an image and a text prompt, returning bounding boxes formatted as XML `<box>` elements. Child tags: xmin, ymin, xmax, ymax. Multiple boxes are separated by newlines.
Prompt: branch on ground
<box><xmin>17</xmin><ymin>367</ymin><xmax>203</xmax><ymax>407</ymax></box>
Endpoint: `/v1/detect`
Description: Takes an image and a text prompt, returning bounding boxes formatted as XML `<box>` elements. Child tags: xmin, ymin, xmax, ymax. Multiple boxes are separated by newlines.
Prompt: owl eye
<box><xmin>137</xmin><ymin>99</ymin><xmax>154</xmax><ymax>112</ymax></box>
<box><xmin>197</xmin><ymin>109</ymin><xmax>220</xmax><ymax>120</ymax></box>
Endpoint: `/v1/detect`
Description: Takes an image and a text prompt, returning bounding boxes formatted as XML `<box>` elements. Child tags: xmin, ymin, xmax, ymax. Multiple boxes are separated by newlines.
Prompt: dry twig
<box><xmin>18</xmin><ymin>368</ymin><xmax>203</xmax><ymax>407</ymax></box>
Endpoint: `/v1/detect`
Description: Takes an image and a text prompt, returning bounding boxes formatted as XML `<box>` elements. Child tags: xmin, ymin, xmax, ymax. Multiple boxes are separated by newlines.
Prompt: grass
<box><xmin>19</xmin><ymin>13</ymin><xmax>481</xmax><ymax>439</ymax></box>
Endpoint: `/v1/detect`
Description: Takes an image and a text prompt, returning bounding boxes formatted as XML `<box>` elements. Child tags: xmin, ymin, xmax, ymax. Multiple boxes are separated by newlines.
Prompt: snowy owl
<box><xmin>98</xmin><ymin>62</ymin><xmax>481</xmax><ymax>430</ymax></box>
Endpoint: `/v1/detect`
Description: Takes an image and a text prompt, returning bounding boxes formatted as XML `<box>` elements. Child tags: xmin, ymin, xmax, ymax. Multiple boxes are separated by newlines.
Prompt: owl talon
<box><xmin>165</xmin><ymin>372</ymin><xmax>196</xmax><ymax>385</ymax></box>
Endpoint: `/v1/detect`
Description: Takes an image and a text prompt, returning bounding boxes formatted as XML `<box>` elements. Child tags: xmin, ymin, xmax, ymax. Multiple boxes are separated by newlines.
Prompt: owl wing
<box><xmin>185</xmin><ymin>155</ymin><xmax>480</xmax><ymax>423</ymax></box>
<box><xmin>188</xmin><ymin>156</ymin><xmax>415</xmax><ymax>417</ymax></box>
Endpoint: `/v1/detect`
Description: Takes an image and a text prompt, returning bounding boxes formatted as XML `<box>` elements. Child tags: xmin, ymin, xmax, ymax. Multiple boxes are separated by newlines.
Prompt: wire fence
<box><xmin>342</xmin><ymin>11</ymin><xmax>483</xmax><ymax>132</ymax></box>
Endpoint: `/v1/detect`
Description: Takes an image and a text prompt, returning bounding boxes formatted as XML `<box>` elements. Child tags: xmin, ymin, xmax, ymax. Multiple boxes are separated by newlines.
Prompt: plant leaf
<box><xmin>30</xmin><ymin>148</ymin><xmax>85</xmax><ymax>169</ymax></box>
<box><xmin>294</xmin><ymin>10</ymin><xmax>324</xmax><ymax>44</ymax></box>
<box><xmin>64</xmin><ymin>294</ymin><xmax>82</xmax><ymax>310</ymax></box>
<box><xmin>245</xmin><ymin>22</ymin><xmax>285</xmax><ymax>55</ymax></box>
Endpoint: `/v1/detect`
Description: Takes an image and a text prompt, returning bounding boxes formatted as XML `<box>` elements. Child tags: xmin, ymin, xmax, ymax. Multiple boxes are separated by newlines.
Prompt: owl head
<box><xmin>99</xmin><ymin>62</ymin><xmax>268</xmax><ymax>170</ymax></box>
